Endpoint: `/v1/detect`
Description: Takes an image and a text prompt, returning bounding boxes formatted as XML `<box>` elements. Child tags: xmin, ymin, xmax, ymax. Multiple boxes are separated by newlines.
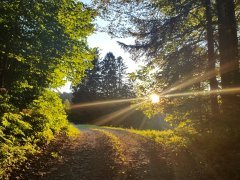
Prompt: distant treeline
<box><xmin>68</xmin><ymin>52</ymin><xmax>169</xmax><ymax>130</ymax></box>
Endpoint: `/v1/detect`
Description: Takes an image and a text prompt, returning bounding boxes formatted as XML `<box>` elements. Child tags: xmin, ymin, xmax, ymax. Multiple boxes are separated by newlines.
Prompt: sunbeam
<box><xmin>93</xmin><ymin>101</ymin><xmax>146</xmax><ymax>125</ymax></box>
<box><xmin>71</xmin><ymin>97</ymin><xmax>144</xmax><ymax>109</ymax></box>
<box><xmin>163</xmin><ymin>87</ymin><xmax>240</xmax><ymax>98</ymax></box>
<box><xmin>111</xmin><ymin>107</ymin><xmax>137</xmax><ymax>126</ymax></box>
<box><xmin>139</xmin><ymin>116</ymin><xmax>148</xmax><ymax>129</ymax></box>
<box><xmin>160</xmin><ymin>61</ymin><xmax>238</xmax><ymax>96</ymax></box>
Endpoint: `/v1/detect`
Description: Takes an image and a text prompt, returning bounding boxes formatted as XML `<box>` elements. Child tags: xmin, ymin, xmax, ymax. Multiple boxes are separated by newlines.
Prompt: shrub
<box><xmin>28</xmin><ymin>90</ymin><xmax>69</xmax><ymax>143</ymax></box>
<box><xmin>0</xmin><ymin>89</ymin><xmax>72</xmax><ymax>177</ymax></box>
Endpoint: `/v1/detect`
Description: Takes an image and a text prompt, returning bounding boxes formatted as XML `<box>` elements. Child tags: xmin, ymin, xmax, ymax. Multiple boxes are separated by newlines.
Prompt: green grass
<box><xmin>129</xmin><ymin>129</ymin><xmax>188</xmax><ymax>150</ymax></box>
<box><xmin>102</xmin><ymin>126</ymin><xmax>189</xmax><ymax>152</ymax></box>
<box><xmin>93</xmin><ymin>129</ymin><xmax>126</xmax><ymax>162</ymax></box>
<box><xmin>75</xmin><ymin>124</ymin><xmax>100</xmax><ymax>129</ymax></box>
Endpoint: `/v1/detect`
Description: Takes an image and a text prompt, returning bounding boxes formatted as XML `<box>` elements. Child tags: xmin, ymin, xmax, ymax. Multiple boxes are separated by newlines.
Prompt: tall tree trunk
<box><xmin>0</xmin><ymin>56</ymin><xmax>7</xmax><ymax>88</ymax></box>
<box><xmin>216</xmin><ymin>0</ymin><xmax>240</xmax><ymax>113</ymax></box>
<box><xmin>204</xmin><ymin>0</ymin><xmax>219</xmax><ymax>115</ymax></box>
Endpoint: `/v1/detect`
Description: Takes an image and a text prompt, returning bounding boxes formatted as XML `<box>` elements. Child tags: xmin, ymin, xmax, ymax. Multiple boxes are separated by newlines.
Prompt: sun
<box><xmin>150</xmin><ymin>94</ymin><xmax>160</xmax><ymax>103</ymax></box>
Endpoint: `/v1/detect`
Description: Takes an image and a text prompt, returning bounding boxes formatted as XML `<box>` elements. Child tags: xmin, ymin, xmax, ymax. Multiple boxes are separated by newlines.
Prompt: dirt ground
<box><xmin>9</xmin><ymin>127</ymin><xmax>177</xmax><ymax>180</ymax></box>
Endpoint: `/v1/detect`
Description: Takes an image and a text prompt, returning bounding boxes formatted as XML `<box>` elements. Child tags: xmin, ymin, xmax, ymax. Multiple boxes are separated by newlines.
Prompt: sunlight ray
<box><xmin>111</xmin><ymin>108</ymin><xmax>137</xmax><ymax>126</ymax></box>
<box><xmin>139</xmin><ymin>116</ymin><xmax>148</xmax><ymax>130</ymax></box>
<box><xmin>93</xmin><ymin>101</ymin><xmax>146</xmax><ymax>125</ymax></box>
<box><xmin>160</xmin><ymin>61</ymin><xmax>238</xmax><ymax>95</ymax></box>
<box><xmin>163</xmin><ymin>87</ymin><xmax>240</xmax><ymax>98</ymax></box>
<box><xmin>71</xmin><ymin>97</ymin><xmax>144</xmax><ymax>109</ymax></box>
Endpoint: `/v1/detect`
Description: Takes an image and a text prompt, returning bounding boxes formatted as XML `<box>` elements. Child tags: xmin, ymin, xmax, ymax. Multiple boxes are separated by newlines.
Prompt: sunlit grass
<box><xmin>93</xmin><ymin>129</ymin><xmax>125</xmax><ymax>162</ymax></box>
<box><xmin>129</xmin><ymin>129</ymin><xmax>189</xmax><ymax>150</ymax></box>
<box><xmin>102</xmin><ymin>126</ymin><xmax>189</xmax><ymax>151</ymax></box>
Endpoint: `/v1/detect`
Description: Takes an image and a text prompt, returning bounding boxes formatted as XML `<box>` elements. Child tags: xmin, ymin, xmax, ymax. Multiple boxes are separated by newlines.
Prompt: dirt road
<box><xmin>10</xmin><ymin>126</ymin><xmax>175</xmax><ymax>180</ymax></box>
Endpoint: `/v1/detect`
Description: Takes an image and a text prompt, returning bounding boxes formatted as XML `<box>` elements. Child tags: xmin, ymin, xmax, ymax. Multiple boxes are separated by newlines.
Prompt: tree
<box><xmin>204</xmin><ymin>0</ymin><xmax>219</xmax><ymax>114</ymax></box>
<box><xmin>71</xmin><ymin>52</ymin><xmax>135</xmax><ymax>124</ymax></box>
<box><xmin>73</xmin><ymin>51</ymin><xmax>134</xmax><ymax>103</ymax></box>
<box><xmin>0</xmin><ymin>0</ymin><xmax>96</xmax><ymax>107</ymax></box>
<box><xmin>72</xmin><ymin>51</ymin><xmax>102</xmax><ymax>103</ymax></box>
<box><xmin>216</xmin><ymin>0</ymin><xmax>240</xmax><ymax>113</ymax></box>
<box><xmin>94</xmin><ymin>1</ymin><xmax>240</xmax><ymax>178</ymax></box>
<box><xmin>100</xmin><ymin>52</ymin><xmax>132</xmax><ymax>98</ymax></box>
<box><xmin>96</xmin><ymin>1</ymin><xmax>205</xmax><ymax>82</ymax></box>
<box><xmin>95</xmin><ymin>0</ymin><xmax>212</xmax><ymax>124</ymax></box>
<box><xmin>100</xmin><ymin>52</ymin><xmax>119</xmax><ymax>98</ymax></box>
<box><xmin>0</xmin><ymin>0</ymin><xmax>96</xmax><ymax>175</ymax></box>
<box><xmin>94</xmin><ymin>0</ymin><xmax>240</xmax><ymax>119</ymax></box>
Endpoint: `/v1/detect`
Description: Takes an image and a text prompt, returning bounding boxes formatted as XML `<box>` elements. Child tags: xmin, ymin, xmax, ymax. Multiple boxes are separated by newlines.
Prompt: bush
<box><xmin>28</xmin><ymin>90</ymin><xmax>69</xmax><ymax>143</ymax></box>
<box><xmin>0</xmin><ymin>89</ymin><xmax>72</xmax><ymax>177</ymax></box>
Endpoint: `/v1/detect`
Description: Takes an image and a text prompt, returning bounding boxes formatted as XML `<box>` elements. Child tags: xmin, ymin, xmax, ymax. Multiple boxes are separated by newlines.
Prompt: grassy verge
<box><xmin>93</xmin><ymin>129</ymin><xmax>125</xmax><ymax>162</ymax></box>
<box><xmin>129</xmin><ymin>129</ymin><xmax>189</xmax><ymax>151</ymax></box>
<box><xmin>102</xmin><ymin>126</ymin><xmax>189</xmax><ymax>152</ymax></box>
<box><xmin>75</xmin><ymin>124</ymin><xmax>100</xmax><ymax>129</ymax></box>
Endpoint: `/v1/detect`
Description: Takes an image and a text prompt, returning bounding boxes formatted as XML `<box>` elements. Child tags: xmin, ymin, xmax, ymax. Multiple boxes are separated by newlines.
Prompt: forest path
<box><xmin>100</xmin><ymin>128</ymin><xmax>174</xmax><ymax>180</ymax></box>
<box><xmin>10</xmin><ymin>126</ymin><xmax>174</xmax><ymax>180</ymax></box>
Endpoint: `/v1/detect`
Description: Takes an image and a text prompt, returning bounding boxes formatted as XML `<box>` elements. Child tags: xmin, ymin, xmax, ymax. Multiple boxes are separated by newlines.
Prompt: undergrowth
<box><xmin>0</xmin><ymin>90</ymin><xmax>79</xmax><ymax>178</ymax></box>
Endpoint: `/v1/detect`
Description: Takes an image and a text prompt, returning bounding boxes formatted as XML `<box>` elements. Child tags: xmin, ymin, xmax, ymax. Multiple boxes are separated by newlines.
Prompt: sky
<box><xmin>59</xmin><ymin>0</ymin><xmax>139</xmax><ymax>93</ymax></box>
<box><xmin>87</xmin><ymin>31</ymin><xmax>137</xmax><ymax>73</ymax></box>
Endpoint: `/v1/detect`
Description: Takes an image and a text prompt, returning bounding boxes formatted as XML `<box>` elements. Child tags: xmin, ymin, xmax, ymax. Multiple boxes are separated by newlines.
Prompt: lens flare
<box><xmin>150</xmin><ymin>94</ymin><xmax>160</xmax><ymax>103</ymax></box>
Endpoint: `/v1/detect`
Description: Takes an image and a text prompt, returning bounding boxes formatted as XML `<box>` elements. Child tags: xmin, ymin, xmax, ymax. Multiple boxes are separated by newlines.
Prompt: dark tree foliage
<box><xmin>72</xmin><ymin>53</ymin><xmax>102</xmax><ymax>102</ymax></box>
<box><xmin>72</xmin><ymin>52</ymin><xmax>134</xmax><ymax>102</ymax></box>
<box><xmin>71</xmin><ymin>52</ymin><xmax>138</xmax><ymax>125</ymax></box>
<box><xmin>99</xmin><ymin>52</ymin><xmax>134</xmax><ymax>99</ymax></box>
